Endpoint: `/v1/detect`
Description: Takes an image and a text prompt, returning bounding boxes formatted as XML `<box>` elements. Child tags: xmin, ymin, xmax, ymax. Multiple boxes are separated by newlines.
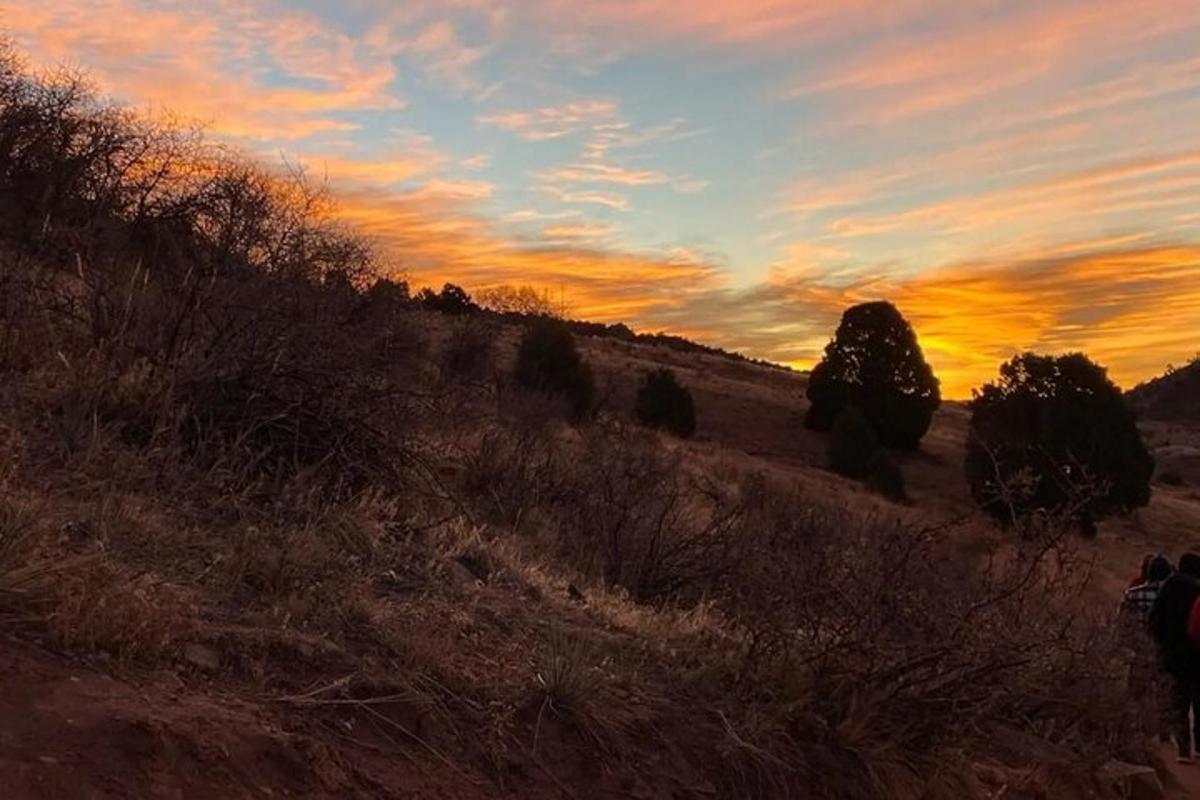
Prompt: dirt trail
<box><xmin>0</xmin><ymin>635</ymin><xmax>487</xmax><ymax>799</ymax></box>
<box><xmin>1160</xmin><ymin>745</ymin><xmax>1200</xmax><ymax>798</ymax></box>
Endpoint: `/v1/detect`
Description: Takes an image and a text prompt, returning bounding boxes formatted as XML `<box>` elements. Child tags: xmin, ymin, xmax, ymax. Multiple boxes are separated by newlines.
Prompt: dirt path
<box><xmin>1161</xmin><ymin>744</ymin><xmax>1200</xmax><ymax>798</ymax></box>
<box><xmin>0</xmin><ymin>635</ymin><xmax>488</xmax><ymax>799</ymax></box>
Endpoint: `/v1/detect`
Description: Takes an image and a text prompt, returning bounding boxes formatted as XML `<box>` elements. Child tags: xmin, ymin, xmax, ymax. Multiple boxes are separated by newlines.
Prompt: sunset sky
<box><xmin>6</xmin><ymin>0</ymin><xmax>1200</xmax><ymax>396</ymax></box>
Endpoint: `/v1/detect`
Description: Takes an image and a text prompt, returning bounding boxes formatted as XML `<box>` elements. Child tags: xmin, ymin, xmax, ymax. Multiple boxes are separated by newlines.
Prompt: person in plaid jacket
<box><xmin>1121</xmin><ymin>555</ymin><xmax>1173</xmax><ymax>743</ymax></box>
<box><xmin>1151</xmin><ymin>553</ymin><xmax>1200</xmax><ymax>763</ymax></box>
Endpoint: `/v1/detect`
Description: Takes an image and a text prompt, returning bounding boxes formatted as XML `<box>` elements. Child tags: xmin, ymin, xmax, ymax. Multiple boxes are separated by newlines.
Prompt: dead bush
<box><xmin>460</xmin><ymin>423</ymin><xmax>570</xmax><ymax>528</ymax></box>
<box><xmin>0</xmin><ymin>48</ymin><xmax>429</xmax><ymax>500</ymax></box>
<box><xmin>710</xmin><ymin>491</ymin><xmax>1131</xmax><ymax>797</ymax></box>
<box><xmin>550</xmin><ymin>425</ymin><xmax>750</xmax><ymax>601</ymax></box>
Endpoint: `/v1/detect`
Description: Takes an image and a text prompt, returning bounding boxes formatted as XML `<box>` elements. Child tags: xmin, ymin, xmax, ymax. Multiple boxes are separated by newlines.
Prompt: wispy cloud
<box><xmin>538</xmin><ymin>185</ymin><xmax>631</xmax><ymax>210</ymax></box>
<box><xmin>477</xmin><ymin>100</ymin><xmax>617</xmax><ymax>141</ymax></box>
<box><xmin>542</xmin><ymin>222</ymin><xmax>617</xmax><ymax>240</ymax></box>
<box><xmin>503</xmin><ymin>208</ymin><xmax>582</xmax><ymax>222</ymax></box>
<box><xmin>537</xmin><ymin>162</ymin><xmax>669</xmax><ymax>186</ymax></box>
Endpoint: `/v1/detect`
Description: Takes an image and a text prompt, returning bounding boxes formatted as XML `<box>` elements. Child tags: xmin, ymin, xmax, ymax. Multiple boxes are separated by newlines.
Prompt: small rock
<box><xmin>182</xmin><ymin>642</ymin><xmax>220</xmax><ymax>672</ymax></box>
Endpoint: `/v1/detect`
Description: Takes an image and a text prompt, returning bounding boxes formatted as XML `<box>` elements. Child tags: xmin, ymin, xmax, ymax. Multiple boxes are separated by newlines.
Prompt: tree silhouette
<box><xmin>635</xmin><ymin>369</ymin><xmax>696</xmax><ymax>438</ymax></box>
<box><xmin>964</xmin><ymin>352</ymin><xmax>1154</xmax><ymax>531</ymax></box>
<box><xmin>514</xmin><ymin>317</ymin><xmax>594</xmax><ymax>421</ymax></box>
<box><xmin>418</xmin><ymin>283</ymin><xmax>475</xmax><ymax>314</ymax></box>
<box><xmin>827</xmin><ymin>406</ymin><xmax>878</xmax><ymax>478</ymax></box>
<box><xmin>805</xmin><ymin>302</ymin><xmax>940</xmax><ymax>451</ymax></box>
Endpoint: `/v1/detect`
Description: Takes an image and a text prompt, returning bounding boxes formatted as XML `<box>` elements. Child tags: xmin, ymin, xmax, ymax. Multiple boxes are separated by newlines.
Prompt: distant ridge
<box><xmin>1129</xmin><ymin>358</ymin><xmax>1200</xmax><ymax>422</ymax></box>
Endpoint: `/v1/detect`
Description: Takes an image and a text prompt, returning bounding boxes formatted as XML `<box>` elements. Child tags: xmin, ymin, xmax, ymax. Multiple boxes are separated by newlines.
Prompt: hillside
<box><xmin>1130</xmin><ymin>360</ymin><xmax>1200</xmax><ymax>488</ymax></box>
<box><xmin>3</xmin><ymin>319</ymin><xmax>1200</xmax><ymax>799</ymax></box>
<box><xmin>3</xmin><ymin>46</ymin><xmax>1200</xmax><ymax>800</ymax></box>
<box><xmin>1130</xmin><ymin>359</ymin><xmax>1200</xmax><ymax>423</ymax></box>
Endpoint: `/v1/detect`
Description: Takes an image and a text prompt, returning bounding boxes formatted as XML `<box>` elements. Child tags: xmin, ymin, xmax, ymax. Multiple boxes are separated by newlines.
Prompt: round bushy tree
<box><xmin>514</xmin><ymin>318</ymin><xmax>595</xmax><ymax>420</ymax></box>
<box><xmin>964</xmin><ymin>352</ymin><xmax>1154</xmax><ymax>530</ymax></box>
<box><xmin>635</xmin><ymin>369</ymin><xmax>696</xmax><ymax>438</ymax></box>
<box><xmin>828</xmin><ymin>406</ymin><xmax>878</xmax><ymax>479</ymax></box>
<box><xmin>805</xmin><ymin>302</ymin><xmax>940</xmax><ymax>451</ymax></box>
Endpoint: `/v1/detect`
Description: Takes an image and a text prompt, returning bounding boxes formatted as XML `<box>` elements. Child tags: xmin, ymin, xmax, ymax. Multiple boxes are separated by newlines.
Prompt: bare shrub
<box><xmin>713</xmin><ymin>491</ymin><xmax>1130</xmax><ymax>797</ymax></box>
<box><xmin>460</xmin><ymin>423</ymin><xmax>570</xmax><ymax>528</ymax></box>
<box><xmin>0</xmin><ymin>46</ymin><xmax>428</xmax><ymax>500</ymax></box>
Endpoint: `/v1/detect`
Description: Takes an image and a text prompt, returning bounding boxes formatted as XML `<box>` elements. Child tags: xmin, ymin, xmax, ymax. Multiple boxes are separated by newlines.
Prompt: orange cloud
<box><xmin>648</xmin><ymin>245</ymin><xmax>1200</xmax><ymax>399</ymax></box>
<box><xmin>4</xmin><ymin>0</ymin><xmax>404</xmax><ymax>140</ymax></box>
<box><xmin>333</xmin><ymin>184</ymin><xmax>723</xmax><ymax>320</ymax></box>
<box><xmin>784</xmin><ymin>0</ymin><xmax>1200</xmax><ymax>126</ymax></box>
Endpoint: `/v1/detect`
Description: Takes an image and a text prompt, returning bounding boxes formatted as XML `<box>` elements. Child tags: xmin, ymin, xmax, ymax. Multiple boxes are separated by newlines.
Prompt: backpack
<box><xmin>1188</xmin><ymin>595</ymin><xmax>1200</xmax><ymax>647</ymax></box>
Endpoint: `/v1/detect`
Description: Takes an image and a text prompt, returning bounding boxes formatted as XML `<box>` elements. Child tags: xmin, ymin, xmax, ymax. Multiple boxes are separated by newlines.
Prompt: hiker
<box><xmin>1129</xmin><ymin>553</ymin><xmax>1156</xmax><ymax>588</ymax></box>
<box><xmin>1150</xmin><ymin>553</ymin><xmax>1200</xmax><ymax>763</ymax></box>
<box><xmin>1121</xmin><ymin>554</ymin><xmax>1173</xmax><ymax>738</ymax></box>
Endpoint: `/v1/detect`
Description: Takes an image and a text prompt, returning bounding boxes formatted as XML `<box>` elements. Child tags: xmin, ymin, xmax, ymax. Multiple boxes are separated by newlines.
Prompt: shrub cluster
<box><xmin>634</xmin><ymin>368</ymin><xmax>696</xmax><ymax>438</ymax></box>
<box><xmin>964</xmin><ymin>352</ymin><xmax>1154</xmax><ymax>530</ymax></box>
<box><xmin>0</xmin><ymin>45</ymin><xmax>423</xmax><ymax>498</ymax></box>
<box><xmin>513</xmin><ymin>317</ymin><xmax>595</xmax><ymax>421</ymax></box>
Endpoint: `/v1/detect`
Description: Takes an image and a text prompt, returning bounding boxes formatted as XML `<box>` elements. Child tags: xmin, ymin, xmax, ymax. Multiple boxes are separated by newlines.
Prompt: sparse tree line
<box><xmin>803</xmin><ymin>299</ymin><xmax>1154</xmax><ymax>530</ymax></box>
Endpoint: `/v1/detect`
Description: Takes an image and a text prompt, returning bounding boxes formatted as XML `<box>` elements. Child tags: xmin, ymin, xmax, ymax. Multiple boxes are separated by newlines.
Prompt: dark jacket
<box><xmin>1150</xmin><ymin>573</ymin><xmax>1200</xmax><ymax>678</ymax></box>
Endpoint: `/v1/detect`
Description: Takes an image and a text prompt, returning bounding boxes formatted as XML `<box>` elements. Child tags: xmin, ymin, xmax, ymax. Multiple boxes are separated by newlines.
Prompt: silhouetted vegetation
<box><xmin>865</xmin><ymin>449</ymin><xmax>908</xmax><ymax>502</ymax></box>
<box><xmin>1128</xmin><ymin>357</ymin><xmax>1200</xmax><ymax>422</ymax></box>
<box><xmin>805</xmin><ymin>301</ymin><xmax>940</xmax><ymax>451</ymax></box>
<box><xmin>634</xmin><ymin>369</ymin><xmax>696</xmax><ymax>438</ymax></box>
<box><xmin>827</xmin><ymin>406</ymin><xmax>908</xmax><ymax>501</ymax></box>
<box><xmin>475</xmin><ymin>283</ymin><xmax>565</xmax><ymax>317</ymax></box>
<box><xmin>965</xmin><ymin>352</ymin><xmax>1154</xmax><ymax>530</ymax></box>
<box><xmin>0</xmin><ymin>43</ymin><xmax>421</xmax><ymax>498</ymax></box>
<box><xmin>827</xmin><ymin>406</ymin><xmax>878</xmax><ymax>478</ymax></box>
<box><xmin>417</xmin><ymin>282</ymin><xmax>476</xmax><ymax>314</ymax></box>
<box><xmin>514</xmin><ymin>317</ymin><xmax>595</xmax><ymax>420</ymax></box>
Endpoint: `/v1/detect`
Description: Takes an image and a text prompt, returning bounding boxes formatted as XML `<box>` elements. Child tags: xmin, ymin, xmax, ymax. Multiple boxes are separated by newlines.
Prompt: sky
<box><xmin>5</xmin><ymin>0</ymin><xmax>1200</xmax><ymax>397</ymax></box>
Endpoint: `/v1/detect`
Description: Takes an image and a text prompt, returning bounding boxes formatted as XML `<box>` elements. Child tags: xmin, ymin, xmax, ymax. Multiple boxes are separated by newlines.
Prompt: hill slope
<box><xmin>1130</xmin><ymin>360</ymin><xmax>1200</xmax><ymax>422</ymax></box>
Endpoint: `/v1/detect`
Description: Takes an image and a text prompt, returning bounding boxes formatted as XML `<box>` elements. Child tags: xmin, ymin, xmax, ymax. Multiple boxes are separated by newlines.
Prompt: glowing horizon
<box><xmin>6</xmin><ymin>1</ymin><xmax>1200</xmax><ymax>397</ymax></box>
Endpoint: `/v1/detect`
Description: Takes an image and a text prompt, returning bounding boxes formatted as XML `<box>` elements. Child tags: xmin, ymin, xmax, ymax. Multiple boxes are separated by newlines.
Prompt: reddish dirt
<box><xmin>1160</xmin><ymin>744</ymin><xmax>1200</xmax><ymax>798</ymax></box>
<box><xmin>0</xmin><ymin>636</ymin><xmax>491</xmax><ymax>799</ymax></box>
